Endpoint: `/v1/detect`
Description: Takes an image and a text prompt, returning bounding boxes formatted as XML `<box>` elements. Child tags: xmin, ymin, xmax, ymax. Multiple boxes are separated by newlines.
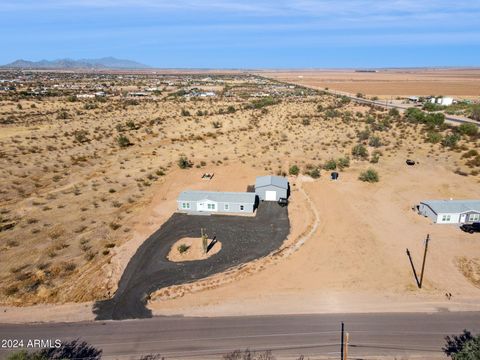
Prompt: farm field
<box><xmin>0</xmin><ymin>71</ymin><xmax>479</xmax><ymax>322</ymax></box>
<box><xmin>260</xmin><ymin>69</ymin><xmax>480</xmax><ymax>99</ymax></box>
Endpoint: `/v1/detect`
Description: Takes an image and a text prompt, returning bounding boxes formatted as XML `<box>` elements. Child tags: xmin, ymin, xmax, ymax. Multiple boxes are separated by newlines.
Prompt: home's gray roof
<box><xmin>255</xmin><ymin>175</ymin><xmax>288</xmax><ymax>189</ymax></box>
<box><xmin>178</xmin><ymin>191</ymin><xmax>256</xmax><ymax>204</ymax></box>
<box><xmin>421</xmin><ymin>200</ymin><xmax>480</xmax><ymax>214</ymax></box>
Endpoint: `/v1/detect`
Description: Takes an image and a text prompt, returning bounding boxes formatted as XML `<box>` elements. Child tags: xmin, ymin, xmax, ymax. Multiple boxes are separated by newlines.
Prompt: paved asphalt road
<box><xmin>1</xmin><ymin>312</ymin><xmax>480</xmax><ymax>359</ymax></box>
<box><xmin>94</xmin><ymin>202</ymin><xmax>289</xmax><ymax>320</ymax></box>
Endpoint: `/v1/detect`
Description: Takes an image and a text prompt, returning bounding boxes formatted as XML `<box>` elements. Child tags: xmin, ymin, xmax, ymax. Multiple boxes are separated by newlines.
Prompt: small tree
<box><xmin>443</xmin><ymin>330</ymin><xmax>475</xmax><ymax>358</ymax></box>
<box><xmin>359</xmin><ymin>168</ymin><xmax>379</xmax><ymax>183</ymax></box>
<box><xmin>289</xmin><ymin>165</ymin><xmax>300</xmax><ymax>176</ymax></box>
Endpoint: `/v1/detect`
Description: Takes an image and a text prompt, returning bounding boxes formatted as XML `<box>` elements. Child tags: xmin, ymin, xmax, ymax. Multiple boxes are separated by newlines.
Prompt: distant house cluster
<box><xmin>177</xmin><ymin>175</ymin><xmax>289</xmax><ymax>215</ymax></box>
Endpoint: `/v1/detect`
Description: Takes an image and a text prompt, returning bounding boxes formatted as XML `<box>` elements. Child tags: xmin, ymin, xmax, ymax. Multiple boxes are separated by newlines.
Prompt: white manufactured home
<box><xmin>418</xmin><ymin>200</ymin><xmax>480</xmax><ymax>224</ymax></box>
<box><xmin>177</xmin><ymin>191</ymin><xmax>256</xmax><ymax>214</ymax></box>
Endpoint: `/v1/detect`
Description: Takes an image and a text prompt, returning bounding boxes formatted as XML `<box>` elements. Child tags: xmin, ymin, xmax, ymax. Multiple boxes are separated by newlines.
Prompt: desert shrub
<box><xmin>116</xmin><ymin>135</ymin><xmax>132</xmax><ymax>148</ymax></box>
<box><xmin>458</xmin><ymin>123</ymin><xmax>478</xmax><ymax>136</ymax></box>
<box><xmin>368</xmin><ymin>136</ymin><xmax>382</xmax><ymax>147</ymax></box>
<box><xmin>227</xmin><ymin>105</ymin><xmax>236</xmax><ymax>113</ymax></box>
<box><xmin>126</xmin><ymin>120</ymin><xmax>139</xmax><ymax>130</ymax></box>
<box><xmin>177</xmin><ymin>156</ymin><xmax>193</xmax><ymax>169</ymax></box>
<box><xmin>442</xmin><ymin>133</ymin><xmax>461</xmax><ymax>148</ymax></box>
<box><xmin>462</xmin><ymin>149</ymin><xmax>479</xmax><ymax>158</ymax></box>
<box><xmin>74</xmin><ymin>130</ymin><xmax>89</xmax><ymax>143</ymax></box>
<box><xmin>301</xmin><ymin>118</ymin><xmax>311</xmax><ymax>126</ymax></box>
<box><xmin>248</xmin><ymin>97</ymin><xmax>280</xmax><ymax>109</ymax></box>
<box><xmin>426</xmin><ymin>131</ymin><xmax>442</xmax><ymax>144</ymax></box>
<box><xmin>323</xmin><ymin>159</ymin><xmax>337</xmax><ymax>170</ymax></box>
<box><xmin>470</xmin><ymin>104</ymin><xmax>480</xmax><ymax>121</ymax></box>
<box><xmin>388</xmin><ymin>108</ymin><xmax>400</xmax><ymax>118</ymax></box>
<box><xmin>357</xmin><ymin>129</ymin><xmax>370</xmax><ymax>141</ymax></box>
<box><xmin>178</xmin><ymin>244</ymin><xmax>190</xmax><ymax>253</ymax></box>
<box><xmin>181</xmin><ymin>108</ymin><xmax>191</xmax><ymax>116</ymax></box>
<box><xmin>370</xmin><ymin>150</ymin><xmax>382</xmax><ymax>163</ymax></box>
<box><xmin>307</xmin><ymin>167</ymin><xmax>321</xmax><ymax>179</ymax></box>
<box><xmin>352</xmin><ymin>144</ymin><xmax>369</xmax><ymax>159</ymax></box>
<box><xmin>443</xmin><ymin>329</ymin><xmax>476</xmax><ymax>358</ymax></box>
<box><xmin>405</xmin><ymin>107</ymin><xmax>425</xmax><ymax>123</ymax></box>
<box><xmin>466</xmin><ymin>155</ymin><xmax>480</xmax><ymax>168</ymax></box>
<box><xmin>289</xmin><ymin>164</ymin><xmax>300</xmax><ymax>175</ymax></box>
<box><xmin>423</xmin><ymin>102</ymin><xmax>446</xmax><ymax>112</ymax></box>
<box><xmin>212</xmin><ymin>121</ymin><xmax>222</xmax><ymax>129</ymax></box>
<box><xmin>359</xmin><ymin>168</ymin><xmax>379</xmax><ymax>182</ymax></box>
<box><xmin>337</xmin><ymin>157</ymin><xmax>350</xmax><ymax>170</ymax></box>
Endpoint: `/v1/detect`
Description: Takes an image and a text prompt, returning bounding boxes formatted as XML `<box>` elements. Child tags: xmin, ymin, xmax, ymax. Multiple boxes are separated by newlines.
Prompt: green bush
<box><xmin>426</xmin><ymin>131</ymin><xmax>442</xmax><ymax>144</ymax></box>
<box><xmin>289</xmin><ymin>165</ymin><xmax>300</xmax><ymax>175</ymax></box>
<box><xmin>352</xmin><ymin>144</ymin><xmax>369</xmax><ymax>159</ymax></box>
<box><xmin>458</xmin><ymin>123</ymin><xmax>478</xmax><ymax>136</ymax></box>
<box><xmin>116</xmin><ymin>135</ymin><xmax>132</xmax><ymax>148</ymax></box>
<box><xmin>177</xmin><ymin>156</ymin><xmax>193</xmax><ymax>169</ymax></box>
<box><xmin>359</xmin><ymin>168</ymin><xmax>379</xmax><ymax>183</ymax></box>
<box><xmin>323</xmin><ymin>159</ymin><xmax>337</xmax><ymax>170</ymax></box>
<box><xmin>442</xmin><ymin>133</ymin><xmax>461</xmax><ymax>148</ymax></box>
<box><xmin>308</xmin><ymin>168</ymin><xmax>321</xmax><ymax>179</ymax></box>
<box><xmin>368</xmin><ymin>136</ymin><xmax>382</xmax><ymax>148</ymax></box>
<box><xmin>181</xmin><ymin>108</ymin><xmax>191</xmax><ymax>116</ymax></box>
<box><xmin>178</xmin><ymin>244</ymin><xmax>190</xmax><ymax>254</ymax></box>
<box><xmin>337</xmin><ymin>157</ymin><xmax>350</xmax><ymax>170</ymax></box>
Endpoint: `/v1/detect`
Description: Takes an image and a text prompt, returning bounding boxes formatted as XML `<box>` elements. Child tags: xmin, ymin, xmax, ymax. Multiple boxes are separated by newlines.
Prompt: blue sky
<box><xmin>1</xmin><ymin>0</ymin><xmax>480</xmax><ymax>68</ymax></box>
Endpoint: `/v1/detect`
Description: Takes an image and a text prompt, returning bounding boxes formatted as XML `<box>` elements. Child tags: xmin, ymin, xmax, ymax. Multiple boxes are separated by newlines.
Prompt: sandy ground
<box><xmin>260</xmin><ymin>69</ymin><xmax>480</xmax><ymax>99</ymax></box>
<box><xmin>1</xmin><ymin>72</ymin><xmax>479</xmax><ymax>324</ymax></box>
<box><xmin>149</xmin><ymin>152</ymin><xmax>480</xmax><ymax>317</ymax></box>
<box><xmin>167</xmin><ymin>237</ymin><xmax>222</xmax><ymax>262</ymax></box>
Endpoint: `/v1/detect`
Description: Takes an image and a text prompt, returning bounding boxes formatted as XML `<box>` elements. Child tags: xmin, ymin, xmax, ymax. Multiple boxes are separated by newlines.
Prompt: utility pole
<box><xmin>340</xmin><ymin>322</ymin><xmax>344</xmax><ymax>360</ymax></box>
<box><xmin>344</xmin><ymin>331</ymin><xmax>349</xmax><ymax>360</ymax></box>
<box><xmin>419</xmin><ymin>234</ymin><xmax>430</xmax><ymax>288</ymax></box>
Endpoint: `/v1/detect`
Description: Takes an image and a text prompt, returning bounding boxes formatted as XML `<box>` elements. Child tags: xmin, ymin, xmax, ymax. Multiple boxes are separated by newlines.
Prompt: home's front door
<box><xmin>460</xmin><ymin>214</ymin><xmax>467</xmax><ymax>223</ymax></box>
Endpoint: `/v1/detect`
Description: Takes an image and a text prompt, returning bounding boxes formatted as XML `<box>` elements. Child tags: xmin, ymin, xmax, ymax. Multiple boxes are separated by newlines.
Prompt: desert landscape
<box><xmin>0</xmin><ymin>70</ymin><xmax>479</xmax><ymax>323</ymax></box>
<box><xmin>260</xmin><ymin>68</ymin><xmax>480</xmax><ymax>100</ymax></box>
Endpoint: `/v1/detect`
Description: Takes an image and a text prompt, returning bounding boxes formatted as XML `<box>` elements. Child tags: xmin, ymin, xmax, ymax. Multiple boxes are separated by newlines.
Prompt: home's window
<box><xmin>240</xmin><ymin>205</ymin><xmax>244</xmax><ymax>211</ymax></box>
<box><xmin>207</xmin><ymin>203</ymin><xmax>215</xmax><ymax>210</ymax></box>
<box><xmin>442</xmin><ymin>215</ymin><xmax>451</xmax><ymax>221</ymax></box>
<box><xmin>470</xmin><ymin>213</ymin><xmax>480</xmax><ymax>222</ymax></box>
<box><xmin>182</xmin><ymin>202</ymin><xmax>190</xmax><ymax>209</ymax></box>
<box><xmin>224</xmin><ymin>204</ymin><xmax>229</xmax><ymax>210</ymax></box>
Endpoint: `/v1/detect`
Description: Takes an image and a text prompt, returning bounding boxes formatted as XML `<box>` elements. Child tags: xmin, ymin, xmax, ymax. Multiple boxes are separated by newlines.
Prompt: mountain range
<box><xmin>1</xmin><ymin>57</ymin><xmax>150</xmax><ymax>69</ymax></box>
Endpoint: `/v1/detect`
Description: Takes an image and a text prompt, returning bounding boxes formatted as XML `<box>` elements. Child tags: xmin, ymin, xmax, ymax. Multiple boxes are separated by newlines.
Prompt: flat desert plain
<box><xmin>0</xmin><ymin>73</ymin><xmax>479</xmax><ymax>322</ymax></box>
<box><xmin>260</xmin><ymin>69</ymin><xmax>480</xmax><ymax>99</ymax></box>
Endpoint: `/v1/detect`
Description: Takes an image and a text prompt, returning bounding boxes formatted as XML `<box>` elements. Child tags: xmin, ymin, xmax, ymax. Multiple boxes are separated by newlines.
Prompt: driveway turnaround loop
<box><xmin>94</xmin><ymin>202</ymin><xmax>290</xmax><ymax>320</ymax></box>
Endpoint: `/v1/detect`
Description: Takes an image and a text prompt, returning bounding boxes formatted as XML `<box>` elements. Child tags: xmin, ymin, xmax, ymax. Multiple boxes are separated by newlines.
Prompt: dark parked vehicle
<box><xmin>460</xmin><ymin>222</ymin><xmax>480</xmax><ymax>233</ymax></box>
<box><xmin>278</xmin><ymin>197</ymin><xmax>288</xmax><ymax>207</ymax></box>
<box><xmin>406</xmin><ymin>159</ymin><xmax>416</xmax><ymax>166</ymax></box>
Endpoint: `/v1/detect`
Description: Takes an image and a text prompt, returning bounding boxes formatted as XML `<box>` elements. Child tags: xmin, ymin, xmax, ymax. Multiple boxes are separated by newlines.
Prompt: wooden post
<box><xmin>201</xmin><ymin>228</ymin><xmax>208</xmax><ymax>254</ymax></box>
<box><xmin>419</xmin><ymin>234</ymin><xmax>430</xmax><ymax>288</ymax></box>
<box><xmin>344</xmin><ymin>332</ymin><xmax>349</xmax><ymax>360</ymax></box>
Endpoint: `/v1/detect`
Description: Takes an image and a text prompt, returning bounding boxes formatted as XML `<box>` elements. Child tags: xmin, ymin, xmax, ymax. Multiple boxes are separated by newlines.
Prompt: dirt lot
<box><xmin>260</xmin><ymin>69</ymin><xmax>480</xmax><ymax>99</ymax></box>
